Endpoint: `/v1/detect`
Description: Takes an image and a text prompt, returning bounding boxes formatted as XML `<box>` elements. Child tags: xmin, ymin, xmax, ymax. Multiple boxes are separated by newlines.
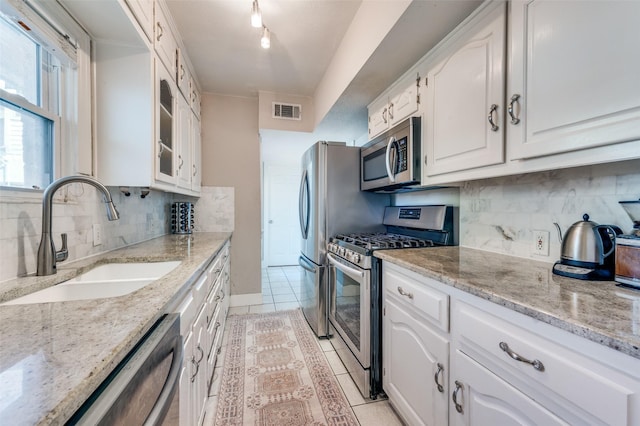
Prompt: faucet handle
<box><xmin>56</xmin><ymin>233</ymin><xmax>69</xmax><ymax>262</ymax></box>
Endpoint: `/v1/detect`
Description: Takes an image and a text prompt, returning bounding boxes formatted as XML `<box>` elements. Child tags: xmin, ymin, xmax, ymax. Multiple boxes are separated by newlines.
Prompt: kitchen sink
<box><xmin>2</xmin><ymin>261</ymin><xmax>181</xmax><ymax>305</ymax></box>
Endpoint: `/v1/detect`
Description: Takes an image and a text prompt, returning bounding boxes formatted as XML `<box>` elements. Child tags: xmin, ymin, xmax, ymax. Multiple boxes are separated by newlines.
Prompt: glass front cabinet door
<box><xmin>156</xmin><ymin>59</ymin><xmax>177</xmax><ymax>185</ymax></box>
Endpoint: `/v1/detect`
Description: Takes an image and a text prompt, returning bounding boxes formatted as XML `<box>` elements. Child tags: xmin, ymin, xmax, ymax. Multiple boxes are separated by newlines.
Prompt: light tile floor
<box><xmin>202</xmin><ymin>266</ymin><xmax>404</xmax><ymax>426</ymax></box>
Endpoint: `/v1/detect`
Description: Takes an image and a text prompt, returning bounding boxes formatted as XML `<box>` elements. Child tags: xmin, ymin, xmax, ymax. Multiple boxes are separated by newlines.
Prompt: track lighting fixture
<box><xmin>251</xmin><ymin>0</ymin><xmax>262</xmax><ymax>28</ymax></box>
<box><xmin>261</xmin><ymin>26</ymin><xmax>270</xmax><ymax>49</ymax></box>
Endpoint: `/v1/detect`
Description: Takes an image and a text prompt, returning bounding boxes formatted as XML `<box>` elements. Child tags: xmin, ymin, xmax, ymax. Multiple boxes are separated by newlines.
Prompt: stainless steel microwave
<box><xmin>360</xmin><ymin>116</ymin><xmax>421</xmax><ymax>192</ymax></box>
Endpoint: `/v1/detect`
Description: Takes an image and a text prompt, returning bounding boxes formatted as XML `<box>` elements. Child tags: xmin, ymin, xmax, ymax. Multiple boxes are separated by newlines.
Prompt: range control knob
<box><xmin>352</xmin><ymin>253</ymin><xmax>361</xmax><ymax>264</ymax></box>
<box><xmin>339</xmin><ymin>247</ymin><xmax>346</xmax><ymax>256</ymax></box>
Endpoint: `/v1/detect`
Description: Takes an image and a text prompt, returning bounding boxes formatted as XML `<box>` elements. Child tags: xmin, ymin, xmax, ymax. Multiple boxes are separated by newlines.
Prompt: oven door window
<box><xmin>333</xmin><ymin>268</ymin><xmax>362</xmax><ymax>351</ymax></box>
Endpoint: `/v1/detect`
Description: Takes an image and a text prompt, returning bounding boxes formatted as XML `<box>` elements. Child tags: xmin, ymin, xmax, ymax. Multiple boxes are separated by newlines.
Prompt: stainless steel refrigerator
<box><xmin>297</xmin><ymin>141</ymin><xmax>388</xmax><ymax>337</ymax></box>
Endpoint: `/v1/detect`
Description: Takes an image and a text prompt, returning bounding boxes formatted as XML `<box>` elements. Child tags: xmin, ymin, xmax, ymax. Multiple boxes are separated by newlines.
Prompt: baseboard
<box><xmin>229</xmin><ymin>292</ymin><xmax>262</xmax><ymax>307</ymax></box>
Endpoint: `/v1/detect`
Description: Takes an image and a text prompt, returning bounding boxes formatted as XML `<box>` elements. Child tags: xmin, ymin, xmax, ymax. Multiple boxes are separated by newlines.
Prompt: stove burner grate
<box><xmin>332</xmin><ymin>233</ymin><xmax>435</xmax><ymax>250</ymax></box>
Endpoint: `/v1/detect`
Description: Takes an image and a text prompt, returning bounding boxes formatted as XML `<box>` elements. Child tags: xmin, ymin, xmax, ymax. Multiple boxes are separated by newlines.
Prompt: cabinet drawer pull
<box><xmin>499</xmin><ymin>341</ymin><xmax>545</xmax><ymax>372</ymax></box>
<box><xmin>397</xmin><ymin>286</ymin><xmax>414</xmax><ymax>299</ymax></box>
<box><xmin>508</xmin><ymin>94</ymin><xmax>521</xmax><ymax>124</ymax></box>
<box><xmin>488</xmin><ymin>104</ymin><xmax>499</xmax><ymax>131</ymax></box>
<box><xmin>434</xmin><ymin>363</ymin><xmax>445</xmax><ymax>393</ymax></box>
<box><xmin>452</xmin><ymin>380</ymin><xmax>464</xmax><ymax>413</ymax></box>
<box><xmin>156</xmin><ymin>22</ymin><xmax>163</xmax><ymax>41</ymax></box>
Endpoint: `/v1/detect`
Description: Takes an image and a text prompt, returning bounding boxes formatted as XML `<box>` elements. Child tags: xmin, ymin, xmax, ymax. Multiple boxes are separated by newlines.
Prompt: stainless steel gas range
<box><xmin>326</xmin><ymin>205</ymin><xmax>457</xmax><ymax>400</ymax></box>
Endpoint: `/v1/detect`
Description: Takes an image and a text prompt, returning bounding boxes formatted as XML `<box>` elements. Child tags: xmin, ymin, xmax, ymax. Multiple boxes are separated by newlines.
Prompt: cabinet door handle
<box><xmin>192</xmin><ymin>164</ymin><xmax>197</xmax><ymax>177</ymax></box>
<box><xmin>397</xmin><ymin>286</ymin><xmax>414</xmax><ymax>299</ymax></box>
<box><xmin>434</xmin><ymin>363</ymin><xmax>445</xmax><ymax>393</ymax></box>
<box><xmin>190</xmin><ymin>356</ymin><xmax>199</xmax><ymax>382</ymax></box>
<box><xmin>178</xmin><ymin>155</ymin><xmax>184</xmax><ymax>169</ymax></box>
<box><xmin>388</xmin><ymin>102</ymin><xmax>394</xmax><ymax>120</ymax></box>
<box><xmin>452</xmin><ymin>380</ymin><xmax>464</xmax><ymax>413</ymax></box>
<box><xmin>157</xmin><ymin>141</ymin><xmax>164</xmax><ymax>158</ymax></box>
<box><xmin>508</xmin><ymin>94</ymin><xmax>521</xmax><ymax>125</ymax></box>
<box><xmin>382</xmin><ymin>107</ymin><xmax>388</xmax><ymax>124</ymax></box>
<box><xmin>180</xmin><ymin>64</ymin><xmax>185</xmax><ymax>81</ymax></box>
<box><xmin>488</xmin><ymin>104</ymin><xmax>499</xmax><ymax>131</ymax></box>
<box><xmin>156</xmin><ymin>22</ymin><xmax>163</xmax><ymax>41</ymax></box>
<box><xmin>195</xmin><ymin>344</ymin><xmax>204</xmax><ymax>363</ymax></box>
<box><xmin>499</xmin><ymin>342</ymin><xmax>545</xmax><ymax>372</ymax></box>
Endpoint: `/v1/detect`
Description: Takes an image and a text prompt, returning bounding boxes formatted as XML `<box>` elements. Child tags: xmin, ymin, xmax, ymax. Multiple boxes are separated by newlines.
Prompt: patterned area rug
<box><xmin>215</xmin><ymin>309</ymin><xmax>358</xmax><ymax>426</ymax></box>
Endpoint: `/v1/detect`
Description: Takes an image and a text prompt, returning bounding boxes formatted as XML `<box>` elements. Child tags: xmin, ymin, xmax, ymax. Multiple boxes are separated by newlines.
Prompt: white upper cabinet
<box><xmin>154</xmin><ymin>0</ymin><xmax>178</xmax><ymax>76</ymax></box>
<box><xmin>368</xmin><ymin>75</ymin><xmax>420</xmax><ymax>140</ymax></box>
<box><xmin>191</xmin><ymin>115</ymin><xmax>202</xmax><ymax>193</ymax></box>
<box><xmin>507</xmin><ymin>0</ymin><xmax>640</xmax><ymax>160</ymax></box>
<box><xmin>124</xmin><ymin>0</ymin><xmax>154</xmax><ymax>42</ymax></box>
<box><xmin>177</xmin><ymin>93</ymin><xmax>192</xmax><ymax>190</ymax></box>
<box><xmin>177</xmin><ymin>49</ymin><xmax>191</xmax><ymax>99</ymax></box>
<box><xmin>424</xmin><ymin>2</ymin><xmax>506</xmax><ymax>177</ymax></box>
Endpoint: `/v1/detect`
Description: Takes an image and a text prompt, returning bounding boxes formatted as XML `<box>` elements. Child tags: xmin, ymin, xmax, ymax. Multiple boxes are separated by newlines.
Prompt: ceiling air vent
<box><xmin>272</xmin><ymin>102</ymin><xmax>302</xmax><ymax>120</ymax></box>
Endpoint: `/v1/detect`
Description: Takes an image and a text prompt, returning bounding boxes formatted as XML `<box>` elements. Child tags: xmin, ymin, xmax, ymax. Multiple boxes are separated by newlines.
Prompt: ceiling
<box><xmin>166</xmin><ymin>0</ymin><xmax>483</xmax><ymax>143</ymax></box>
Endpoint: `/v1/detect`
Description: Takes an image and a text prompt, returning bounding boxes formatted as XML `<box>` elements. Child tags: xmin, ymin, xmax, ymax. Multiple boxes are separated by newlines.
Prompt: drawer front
<box><xmin>175</xmin><ymin>292</ymin><xmax>196</xmax><ymax>336</ymax></box>
<box><xmin>383</xmin><ymin>263</ymin><xmax>449</xmax><ymax>332</ymax></box>
<box><xmin>453</xmin><ymin>300</ymin><xmax>635</xmax><ymax>425</ymax></box>
<box><xmin>192</xmin><ymin>273</ymin><xmax>208</xmax><ymax>308</ymax></box>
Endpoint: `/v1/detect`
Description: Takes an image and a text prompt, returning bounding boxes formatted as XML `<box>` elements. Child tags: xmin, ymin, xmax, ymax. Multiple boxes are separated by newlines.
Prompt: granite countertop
<box><xmin>374</xmin><ymin>246</ymin><xmax>640</xmax><ymax>360</ymax></box>
<box><xmin>0</xmin><ymin>232</ymin><xmax>232</xmax><ymax>426</ymax></box>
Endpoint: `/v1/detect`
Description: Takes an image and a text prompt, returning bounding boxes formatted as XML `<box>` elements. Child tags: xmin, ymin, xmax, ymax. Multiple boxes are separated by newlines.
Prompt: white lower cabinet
<box><xmin>173</xmin><ymin>241</ymin><xmax>231</xmax><ymax>425</ymax></box>
<box><xmin>450</xmin><ymin>349</ymin><xmax>566</xmax><ymax>426</ymax></box>
<box><xmin>382</xmin><ymin>261</ymin><xmax>640</xmax><ymax>426</ymax></box>
<box><xmin>382</xmin><ymin>263</ymin><xmax>450</xmax><ymax>426</ymax></box>
<box><xmin>383</xmin><ymin>297</ymin><xmax>449</xmax><ymax>425</ymax></box>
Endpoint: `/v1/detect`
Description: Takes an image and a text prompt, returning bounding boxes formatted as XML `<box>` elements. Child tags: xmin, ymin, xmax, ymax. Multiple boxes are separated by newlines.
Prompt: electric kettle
<box><xmin>552</xmin><ymin>214</ymin><xmax>622</xmax><ymax>280</ymax></box>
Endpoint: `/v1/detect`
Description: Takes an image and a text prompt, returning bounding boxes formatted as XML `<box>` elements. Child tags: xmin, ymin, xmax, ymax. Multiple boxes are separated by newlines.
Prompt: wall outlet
<box><xmin>533</xmin><ymin>230</ymin><xmax>549</xmax><ymax>256</ymax></box>
<box><xmin>93</xmin><ymin>224</ymin><xmax>103</xmax><ymax>246</ymax></box>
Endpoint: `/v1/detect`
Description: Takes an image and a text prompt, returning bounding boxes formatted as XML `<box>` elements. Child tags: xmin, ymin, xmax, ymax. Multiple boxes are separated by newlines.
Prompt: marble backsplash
<box><xmin>193</xmin><ymin>187</ymin><xmax>234</xmax><ymax>232</ymax></box>
<box><xmin>0</xmin><ymin>185</ymin><xmax>233</xmax><ymax>283</ymax></box>
<box><xmin>458</xmin><ymin>160</ymin><xmax>640</xmax><ymax>262</ymax></box>
<box><xmin>0</xmin><ymin>186</ymin><xmax>186</xmax><ymax>282</ymax></box>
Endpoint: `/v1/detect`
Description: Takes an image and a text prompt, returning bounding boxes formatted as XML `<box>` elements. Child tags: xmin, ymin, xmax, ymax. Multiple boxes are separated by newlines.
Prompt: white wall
<box><xmin>258</xmin><ymin>91</ymin><xmax>314</xmax><ymax>133</ymax></box>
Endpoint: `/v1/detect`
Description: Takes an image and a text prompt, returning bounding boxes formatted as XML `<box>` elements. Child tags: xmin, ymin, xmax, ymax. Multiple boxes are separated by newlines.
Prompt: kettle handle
<box><xmin>595</xmin><ymin>225</ymin><xmax>622</xmax><ymax>258</ymax></box>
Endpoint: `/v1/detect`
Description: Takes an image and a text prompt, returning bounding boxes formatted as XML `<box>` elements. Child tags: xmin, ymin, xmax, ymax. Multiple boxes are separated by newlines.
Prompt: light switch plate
<box><xmin>93</xmin><ymin>224</ymin><xmax>102</xmax><ymax>246</ymax></box>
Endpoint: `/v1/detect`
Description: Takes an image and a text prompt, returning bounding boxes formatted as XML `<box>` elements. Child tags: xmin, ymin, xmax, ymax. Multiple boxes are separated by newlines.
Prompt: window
<box><xmin>0</xmin><ymin>0</ymin><xmax>91</xmax><ymax>191</ymax></box>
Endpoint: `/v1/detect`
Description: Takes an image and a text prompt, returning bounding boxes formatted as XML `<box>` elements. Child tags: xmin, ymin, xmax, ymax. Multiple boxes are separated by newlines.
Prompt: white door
<box><xmin>265</xmin><ymin>165</ymin><xmax>300</xmax><ymax>266</ymax></box>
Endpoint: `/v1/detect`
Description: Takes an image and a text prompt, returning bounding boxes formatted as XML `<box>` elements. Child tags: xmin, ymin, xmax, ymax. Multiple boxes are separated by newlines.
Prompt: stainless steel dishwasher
<box><xmin>67</xmin><ymin>314</ymin><xmax>183</xmax><ymax>425</ymax></box>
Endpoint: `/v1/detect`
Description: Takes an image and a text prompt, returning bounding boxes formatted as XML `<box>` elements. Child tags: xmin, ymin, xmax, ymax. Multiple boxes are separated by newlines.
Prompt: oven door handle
<box><xmin>327</xmin><ymin>253</ymin><xmax>364</xmax><ymax>278</ymax></box>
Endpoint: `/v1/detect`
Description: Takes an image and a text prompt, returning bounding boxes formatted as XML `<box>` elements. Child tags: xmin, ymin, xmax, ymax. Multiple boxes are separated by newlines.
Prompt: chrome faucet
<box><xmin>37</xmin><ymin>175</ymin><xmax>120</xmax><ymax>276</ymax></box>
